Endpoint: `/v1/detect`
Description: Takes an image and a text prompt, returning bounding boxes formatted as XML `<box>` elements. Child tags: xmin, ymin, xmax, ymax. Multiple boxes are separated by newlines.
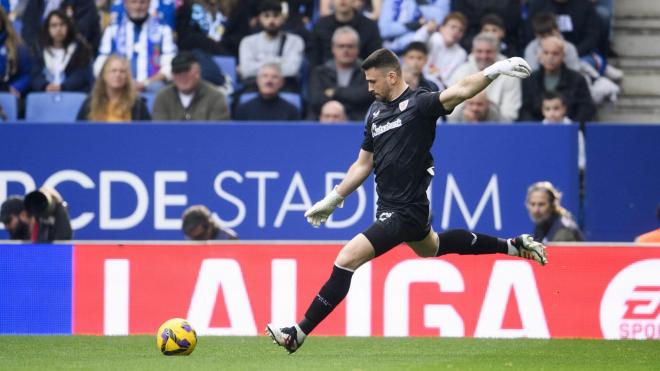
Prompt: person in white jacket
<box><xmin>448</xmin><ymin>32</ymin><xmax>521</xmax><ymax>122</ymax></box>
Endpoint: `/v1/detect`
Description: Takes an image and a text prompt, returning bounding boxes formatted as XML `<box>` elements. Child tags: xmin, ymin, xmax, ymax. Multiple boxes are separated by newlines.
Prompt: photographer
<box><xmin>0</xmin><ymin>188</ymin><xmax>72</xmax><ymax>242</ymax></box>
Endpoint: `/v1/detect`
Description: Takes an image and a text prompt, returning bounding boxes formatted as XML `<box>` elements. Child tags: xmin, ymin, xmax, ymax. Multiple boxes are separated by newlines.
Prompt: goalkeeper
<box><xmin>267</xmin><ymin>48</ymin><xmax>547</xmax><ymax>353</ymax></box>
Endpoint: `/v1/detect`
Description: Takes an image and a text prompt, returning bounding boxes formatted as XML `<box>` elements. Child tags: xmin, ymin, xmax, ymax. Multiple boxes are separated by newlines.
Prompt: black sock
<box><xmin>435</xmin><ymin>229</ymin><xmax>508</xmax><ymax>256</ymax></box>
<box><xmin>299</xmin><ymin>264</ymin><xmax>353</xmax><ymax>335</ymax></box>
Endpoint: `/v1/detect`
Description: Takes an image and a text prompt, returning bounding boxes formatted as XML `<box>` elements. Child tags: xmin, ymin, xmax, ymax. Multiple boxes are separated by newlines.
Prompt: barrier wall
<box><xmin>2</xmin><ymin>242</ymin><xmax>659</xmax><ymax>339</ymax></box>
<box><xmin>0</xmin><ymin>123</ymin><xmax>578</xmax><ymax>240</ymax></box>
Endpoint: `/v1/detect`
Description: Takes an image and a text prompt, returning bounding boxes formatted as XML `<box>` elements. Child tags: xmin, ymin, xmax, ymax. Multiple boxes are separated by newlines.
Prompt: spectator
<box><xmin>319</xmin><ymin>100</ymin><xmax>348</xmax><ymax>123</ymax></box>
<box><xmin>635</xmin><ymin>204</ymin><xmax>660</xmax><ymax>243</ymax></box>
<box><xmin>30</xmin><ymin>10</ymin><xmax>93</xmax><ymax>93</ymax></box>
<box><xmin>152</xmin><ymin>51</ymin><xmax>230</xmax><ymax>121</ymax></box>
<box><xmin>448</xmin><ymin>91</ymin><xmax>502</xmax><ymax>123</ymax></box>
<box><xmin>526</xmin><ymin>181</ymin><xmax>584</xmax><ymax>243</ymax></box>
<box><xmin>0</xmin><ymin>6</ymin><xmax>32</xmax><ymax>99</ymax></box>
<box><xmin>308</xmin><ymin>26</ymin><xmax>372</xmax><ymax>121</ymax></box>
<box><xmin>378</xmin><ymin>0</ymin><xmax>449</xmax><ymax>53</ymax></box>
<box><xmin>541</xmin><ymin>91</ymin><xmax>585</xmax><ymax>170</ymax></box>
<box><xmin>182</xmin><ymin>204</ymin><xmax>238</xmax><ymax>240</ymax></box>
<box><xmin>320</xmin><ymin>0</ymin><xmax>383</xmax><ymax>20</ymax></box>
<box><xmin>234</xmin><ymin>62</ymin><xmax>300</xmax><ymax>120</ymax></box>
<box><xmin>519</xmin><ymin>35</ymin><xmax>595</xmax><ymax>122</ymax></box>
<box><xmin>1</xmin><ymin>187</ymin><xmax>73</xmax><ymax>242</ymax></box>
<box><xmin>307</xmin><ymin>0</ymin><xmax>381</xmax><ymax>67</ymax></box>
<box><xmin>448</xmin><ymin>32</ymin><xmax>521</xmax><ymax>122</ymax></box>
<box><xmin>21</xmin><ymin>0</ymin><xmax>100</xmax><ymax>53</ymax></box>
<box><xmin>109</xmin><ymin>0</ymin><xmax>177</xmax><ymax>28</ymax></box>
<box><xmin>480</xmin><ymin>13</ymin><xmax>516</xmax><ymax>58</ymax></box>
<box><xmin>454</xmin><ymin>0</ymin><xmax>521</xmax><ymax>55</ymax></box>
<box><xmin>524</xmin><ymin>12</ymin><xmax>581</xmax><ymax>72</ymax></box>
<box><xmin>176</xmin><ymin>0</ymin><xmax>252</xmax><ymax>58</ymax></box>
<box><xmin>401</xmin><ymin>41</ymin><xmax>438</xmax><ymax>91</ymax></box>
<box><xmin>413</xmin><ymin>11</ymin><xmax>467</xmax><ymax>89</ymax></box>
<box><xmin>238</xmin><ymin>0</ymin><xmax>304</xmax><ymax>92</ymax></box>
<box><xmin>77</xmin><ymin>55</ymin><xmax>151</xmax><ymax>121</ymax></box>
<box><xmin>95</xmin><ymin>0</ymin><xmax>176</xmax><ymax>93</ymax></box>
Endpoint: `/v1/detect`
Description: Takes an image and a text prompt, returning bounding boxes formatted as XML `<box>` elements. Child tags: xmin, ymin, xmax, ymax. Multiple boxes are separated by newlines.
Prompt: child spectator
<box><xmin>401</xmin><ymin>41</ymin><xmax>438</xmax><ymax>91</ymax></box>
<box><xmin>540</xmin><ymin>91</ymin><xmax>585</xmax><ymax>170</ymax></box>
<box><xmin>30</xmin><ymin>10</ymin><xmax>93</xmax><ymax>93</ymax></box>
<box><xmin>480</xmin><ymin>13</ymin><xmax>516</xmax><ymax>58</ymax></box>
<box><xmin>413</xmin><ymin>11</ymin><xmax>467</xmax><ymax>88</ymax></box>
<box><xmin>77</xmin><ymin>55</ymin><xmax>151</xmax><ymax>122</ymax></box>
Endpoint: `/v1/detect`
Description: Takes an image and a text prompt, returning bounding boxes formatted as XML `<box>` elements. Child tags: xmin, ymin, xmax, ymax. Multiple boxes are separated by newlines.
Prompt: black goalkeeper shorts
<box><xmin>361</xmin><ymin>204</ymin><xmax>431</xmax><ymax>257</ymax></box>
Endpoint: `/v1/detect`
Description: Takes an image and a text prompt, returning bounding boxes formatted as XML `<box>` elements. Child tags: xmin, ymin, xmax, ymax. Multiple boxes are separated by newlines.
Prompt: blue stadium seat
<box><xmin>238</xmin><ymin>92</ymin><xmax>302</xmax><ymax>112</ymax></box>
<box><xmin>212</xmin><ymin>56</ymin><xmax>237</xmax><ymax>87</ymax></box>
<box><xmin>25</xmin><ymin>92</ymin><xmax>87</xmax><ymax>123</ymax></box>
<box><xmin>0</xmin><ymin>93</ymin><xmax>18</xmax><ymax>122</ymax></box>
<box><xmin>141</xmin><ymin>92</ymin><xmax>156</xmax><ymax>113</ymax></box>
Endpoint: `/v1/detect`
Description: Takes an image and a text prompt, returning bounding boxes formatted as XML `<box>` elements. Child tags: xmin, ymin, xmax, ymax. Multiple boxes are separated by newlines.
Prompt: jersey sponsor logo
<box><xmin>399</xmin><ymin>99</ymin><xmax>409</xmax><ymax>112</ymax></box>
<box><xmin>600</xmin><ymin>260</ymin><xmax>660</xmax><ymax>339</ymax></box>
<box><xmin>378</xmin><ymin>212</ymin><xmax>394</xmax><ymax>222</ymax></box>
<box><xmin>372</xmin><ymin>118</ymin><xmax>402</xmax><ymax>137</ymax></box>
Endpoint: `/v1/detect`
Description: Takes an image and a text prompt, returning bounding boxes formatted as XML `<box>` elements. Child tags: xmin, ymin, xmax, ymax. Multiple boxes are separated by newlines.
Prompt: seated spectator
<box><xmin>77</xmin><ymin>55</ymin><xmax>151</xmax><ymax>122</ymax></box>
<box><xmin>308</xmin><ymin>26</ymin><xmax>372</xmax><ymax>121</ymax></box>
<box><xmin>454</xmin><ymin>0</ymin><xmax>521</xmax><ymax>55</ymax></box>
<box><xmin>21</xmin><ymin>0</ymin><xmax>100</xmax><ymax>53</ymax></box>
<box><xmin>524</xmin><ymin>12</ymin><xmax>581</xmax><ymax>72</ymax></box>
<box><xmin>378</xmin><ymin>0</ymin><xmax>449</xmax><ymax>53</ymax></box>
<box><xmin>95</xmin><ymin>0</ymin><xmax>176</xmax><ymax>93</ymax></box>
<box><xmin>520</xmin><ymin>36</ymin><xmax>595</xmax><ymax>123</ymax></box>
<box><xmin>234</xmin><ymin>63</ymin><xmax>300</xmax><ymax>121</ymax></box>
<box><xmin>480</xmin><ymin>13</ymin><xmax>517</xmax><ymax>58</ymax></box>
<box><xmin>182</xmin><ymin>204</ymin><xmax>238</xmax><ymax>240</ymax></box>
<box><xmin>238</xmin><ymin>0</ymin><xmax>304</xmax><ymax>92</ymax></box>
<box><xmin>526</xmin><ymin>181</ymin><xmax>584</xmax><ymax>243</ymax></box>
<box><xmin>635</xmin><ymin>204</ymin><xmax>660</xmax><ymax>243</ymax></box>
<box><xmin>448</xmin><ymin>32</ymin><xmax>521</xmax><ymax>122</ymax></box>
<box><xmin>0</xmin><ymin>187</ymin><xmax>73</xmax><ymax>242</ymax></box>
<box><xmin>30</xmin><ymin>10</ymin><xmax>93</xmax><ymax>93</ymax></box>
<box><xmin>541</xmin><ymin>91</ymin><xmax>585</xmax><ymax>170</ymax></box>
<box><xmin>448</xmin><ymin>91</ymin><xmax>502</xmax><ymax>123</ymax></box>
<box><xmin>0</xmin><ymin>7</ymin><xmax>32</xmax><ymax>99</ymax></box>
<box><xmin>176</xmin><ymin>0</ymin><xmax>252</xmax><ymax>58</ymax></box>
<box><xmin>307</xmin><ymin>0</ymin><xmax>382</xmax><ymax>67</ymax></box>
<box><xmin>413</xmin><ymin>11</ymin><xmax>467</xmax><ymax>88</ymax></box>
<box><xmin>152</xmin><ymin>51</ymin><xmax>229</xmax><ymax>121</ymax></box>
<box><xmin>401</xmin><ymin>41</ymin><xmax>438</xmax><ymax>91</ymax></box>
<box><xmin>109</xmin><ymin>0</ymin><xmax>177</xmax><ymax>28</ymax></box>
<box><xmin>320</xmin><ymin>0</ymin><xmax>382</xmax><ymax>20</ymax></box>
<box><xmin>319</xmin><ymin>100</ymin><xmax>348</xmax><ymax>123</ymax></box>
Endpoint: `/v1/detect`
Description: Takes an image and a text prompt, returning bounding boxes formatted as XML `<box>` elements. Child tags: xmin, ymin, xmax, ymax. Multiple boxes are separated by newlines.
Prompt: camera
<box><xmin>24</xmin><ymin>190</ymin><xmax>57</xmax><ymax>218</ymax></box>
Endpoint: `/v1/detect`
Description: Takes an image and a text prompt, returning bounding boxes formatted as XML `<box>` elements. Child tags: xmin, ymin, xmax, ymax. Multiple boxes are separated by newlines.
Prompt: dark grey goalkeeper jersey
<box><xmin>361</xmin><ymin>87</ymin><xmax>451</xmax><ymax>209</ymax></box>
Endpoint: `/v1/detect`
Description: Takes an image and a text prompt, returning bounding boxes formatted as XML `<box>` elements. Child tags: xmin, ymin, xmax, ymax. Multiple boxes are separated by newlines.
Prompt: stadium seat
<box><xmin>25</xmin><ymin>92</ymin><xmax>87</xmax><ymax>123</ymax></box>
<box><xmin>141</xmin><ymin>92</ymin><xmax>156</xmax><ymax>113</ymax></box>
<box><xmin>238</xmin><ymin>92</ymin><xmax>302</xmax><ymax>112</ymax></box>
<box><xmin>0</xmin><ymin>92</ymin><xmax>18</xmax><ymax>122</ymax></box>
<box><xmin>212</xmin><ymin>56</ymin><xmax>237</xmax><ymax>87</ymax></box>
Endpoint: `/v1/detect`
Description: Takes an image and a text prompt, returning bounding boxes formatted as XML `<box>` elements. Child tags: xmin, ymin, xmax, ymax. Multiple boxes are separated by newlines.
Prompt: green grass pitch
<box><xmin>1</xmin><ymin>336</ymin><xmax>658</xmax><ymax>370</ymax></box>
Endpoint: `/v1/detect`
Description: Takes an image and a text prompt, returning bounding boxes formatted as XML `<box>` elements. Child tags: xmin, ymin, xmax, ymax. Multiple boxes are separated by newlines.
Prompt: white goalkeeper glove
<box><xmin>304</xmin><ymin>187</ymin><xmax>345</xmax><ymax>228</ymax></box>
<box><xmin>483</xmin><ymin>57</ymin><xmax>532</xmax><ymax>80</ymax></box>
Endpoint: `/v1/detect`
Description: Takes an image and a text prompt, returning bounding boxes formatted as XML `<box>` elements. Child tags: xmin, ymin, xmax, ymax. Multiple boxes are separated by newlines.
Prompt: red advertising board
<box><xmin>73</xmin><ymin>244</ymin><xmax>660</xmax><ymax>339</ymax></box>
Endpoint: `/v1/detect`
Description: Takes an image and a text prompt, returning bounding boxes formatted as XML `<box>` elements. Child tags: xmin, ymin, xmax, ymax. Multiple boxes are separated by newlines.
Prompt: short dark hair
<box><xmin>480</xmin><ymin>13</ymin><xmax>505</xmax><ymax>31</ymax></box>
<box><xmin>182</xmin><ymin>205</ymin><xmax>211</xmax><ymax>235</ymax></box>
<box><xmin>361</xmin><ymin>48</ymin><xmax>401</xmax><ymax>74</ymax></box>
<box><xmin>532</xmin><ymin>12</ymin><xmax>557</xmax><ymax>35</ymax></box>
<box><xmin>403</xmin><ymin>41</ymin><xmax>428</xmax><ymax>56</ymax></box>
<box><xmin>258</xmin><ymin>0</ymin><xmax>282</xmax><ymax>15</ymax></box>
<box><xmin>542</xmin><ymin>91</ymin><xmax>566</xmax><ymax>105</ymax></box>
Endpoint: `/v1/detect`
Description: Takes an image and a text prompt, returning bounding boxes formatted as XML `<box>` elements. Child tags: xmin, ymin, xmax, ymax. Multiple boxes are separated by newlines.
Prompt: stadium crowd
<box><xmin>0</xmin><ymin>0</ymin><xmax>620</xmax><ymax>123</ymax></box>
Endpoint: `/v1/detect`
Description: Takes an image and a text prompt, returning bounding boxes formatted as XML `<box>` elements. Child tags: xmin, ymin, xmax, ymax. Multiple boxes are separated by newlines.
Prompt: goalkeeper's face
<box><xmin>365</xmin><ymin>67</ymin><xmax>393</xmax><ymax>102</ymax></box>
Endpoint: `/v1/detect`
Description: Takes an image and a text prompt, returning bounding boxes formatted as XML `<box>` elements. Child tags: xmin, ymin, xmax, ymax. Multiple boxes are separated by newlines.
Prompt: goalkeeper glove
<box><xmin>304</xmin><ymin>187</ymin><xmax>345</xmax><ymax>228</ymax></box>
<box><xmin>483</xmin><ymin>57</ymin><xmax>532</xmax><ymax>80</ymax></box>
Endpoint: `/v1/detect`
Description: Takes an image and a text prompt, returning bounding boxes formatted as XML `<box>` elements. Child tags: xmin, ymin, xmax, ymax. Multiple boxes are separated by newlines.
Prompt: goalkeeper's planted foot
<box><xmin>266</xmin><ymin>324</ymin><xmax>306</xmax><ymax>354</ymax></box>
<box><xmin>509</xmin><ymin>234</ymin><xmax>548</xmax><ymax>266</ymax></box>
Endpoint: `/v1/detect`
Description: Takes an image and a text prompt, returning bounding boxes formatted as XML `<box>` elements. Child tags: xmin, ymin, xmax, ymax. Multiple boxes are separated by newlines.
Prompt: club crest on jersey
<box><xmin>398</xmin><ymin>99</ymin><xmax>409</xmax><ymax>112</ymax></box>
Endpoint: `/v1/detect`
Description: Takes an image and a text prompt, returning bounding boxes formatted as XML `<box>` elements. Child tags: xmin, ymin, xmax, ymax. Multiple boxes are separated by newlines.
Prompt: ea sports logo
<box><xmin>600</xmin><ymin>260</ymin><xmax>660</xmax><ymax>339</ymax></box>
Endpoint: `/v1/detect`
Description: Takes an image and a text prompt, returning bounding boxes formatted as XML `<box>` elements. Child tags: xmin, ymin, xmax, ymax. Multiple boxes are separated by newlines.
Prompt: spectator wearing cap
<box><xmin>94</xmin><ymin>0</ymin><xmax>177</xmax><ymax>92</ymax></box>
<box><xmin>152</xmin><ymin>52</ymin><xmax>230</xmax><ymax>121</ymax></box>
<box><xmin>234</xmin><ymin>63</ymin><xmax>300</xmax><ymax>121</ymax></box>
<box><xmin>238</xmin><ymin>0</ymin><xmax>305</xmax><ymax>92</ymax></box>
<box><xmin>182</xmin><ymin>204</ymin><xmax>238</xmax><ymax>240</ymax></box>
<box><xmin>1</xmin><ymin>196</ymin><xmax>30</xmax><ymax>240</ymax></box>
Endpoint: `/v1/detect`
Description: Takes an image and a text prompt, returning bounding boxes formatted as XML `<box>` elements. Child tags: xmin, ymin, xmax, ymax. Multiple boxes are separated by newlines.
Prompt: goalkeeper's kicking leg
<box><xmin>266</xmin><ymin>226</ymin><xmax>547</xmax><ymax>354</ymax></box>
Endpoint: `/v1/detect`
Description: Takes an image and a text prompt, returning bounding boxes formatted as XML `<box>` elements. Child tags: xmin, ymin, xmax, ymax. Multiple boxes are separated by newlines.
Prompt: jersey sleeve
<box><xmin>361</xmin><ymin>107</ymin><xmax>374</xmax><ymax>152</ymax></box>
<box><xmin>416</xmin><ymin>91</ymin><xmax>452</xmax><ymax>120</ymax></box>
